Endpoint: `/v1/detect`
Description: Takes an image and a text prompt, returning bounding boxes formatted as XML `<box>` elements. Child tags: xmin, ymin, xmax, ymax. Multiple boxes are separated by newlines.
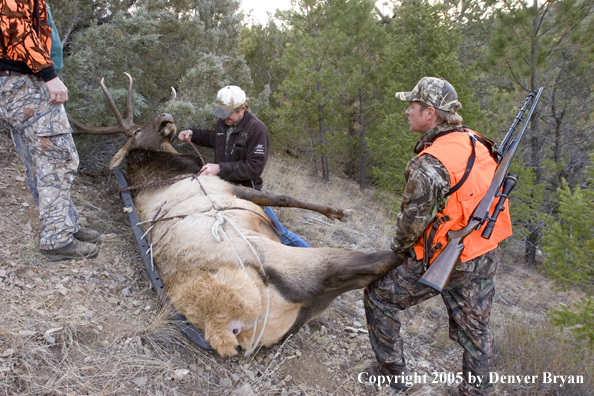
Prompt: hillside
<box><xmin>0</xmin><ymin>129</ymin><xmax>591</xmax><ymax>396</ymax></box>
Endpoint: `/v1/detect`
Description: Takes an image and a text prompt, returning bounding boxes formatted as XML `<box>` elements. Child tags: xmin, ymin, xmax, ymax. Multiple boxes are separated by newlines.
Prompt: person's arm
<box><xmin>189</xmin><ymin>127</ymin><xmax>215</xmax><ymax>148</ymax></box>
<box><xmin>390</xmin><ymin>154</ymin><xmax>450</xmax><ymax>253</ymax></box>
<box><xmin>218</xmin><ymin>121</ymin><xmax>270</xmax><ymax>183</ymax></box>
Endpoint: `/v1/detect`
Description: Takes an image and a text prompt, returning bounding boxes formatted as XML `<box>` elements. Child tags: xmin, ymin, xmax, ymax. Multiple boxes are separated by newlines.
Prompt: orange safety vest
<box><xmin>0</xmin><ymin>0</ymin><xmax>54</xmax><ymax>74</ymax></box>
<box><xmin>413</xmin><ymin>129</ymin><xmax>513</xmax><ymax>264</ymax></box>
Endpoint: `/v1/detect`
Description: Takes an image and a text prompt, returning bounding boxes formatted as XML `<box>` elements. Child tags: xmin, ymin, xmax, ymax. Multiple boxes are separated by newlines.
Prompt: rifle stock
<box><xmin>418</xmin><ymin>223</ymin><xmax>478</xmax><ymax>292</ymax></box>
<box><xmin>418</xmin><ymin>88</ymin><xmax>543</xmax><ymax>293</ymax></box>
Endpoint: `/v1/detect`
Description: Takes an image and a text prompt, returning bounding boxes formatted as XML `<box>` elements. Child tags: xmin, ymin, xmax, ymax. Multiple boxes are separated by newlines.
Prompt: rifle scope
<box><xmin>481</xmin><ymin>173</ymin><xmax>518</xmax><ymax>239</ymax></box>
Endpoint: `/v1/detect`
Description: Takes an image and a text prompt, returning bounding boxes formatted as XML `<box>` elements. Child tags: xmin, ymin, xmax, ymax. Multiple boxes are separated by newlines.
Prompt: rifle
<box><xmin>418</xmin><ymin>88</ymin><xmax>543</xmax><ymax>293</ymax></box>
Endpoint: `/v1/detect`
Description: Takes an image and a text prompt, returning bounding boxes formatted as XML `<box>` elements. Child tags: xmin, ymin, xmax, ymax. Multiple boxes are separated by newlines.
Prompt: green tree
<box><xmin>483</xmin><ymin>0</ymin><xmax>594</xmax><ymax>263</ymax></box>
<box><xmin>542</xmin><ymin>157</ymin><xmax>594</xmax><ymax>290</ymax></box>
<box><xmin>340</xmin><ymin>0</ymin><xmax>385</xmax><ymax>189</ymax></box>
<box><xmin>367</xmin><ymin>0</ymin><xmax>481</xmax><ymax>204</ymax></box>
<box><xmin>543</xmin><ymin>154</ymin><xmax>594</xmax><ymax>346</ymax></box>
<box><xmin>273</xmin><ymin>0</ymin><xmax>382</xmax><ymax>182</ymax></box>
<box><xmin>61</xmin><ymin>1</ymin><xmax>253</xmax><ymax>131</ymax></box>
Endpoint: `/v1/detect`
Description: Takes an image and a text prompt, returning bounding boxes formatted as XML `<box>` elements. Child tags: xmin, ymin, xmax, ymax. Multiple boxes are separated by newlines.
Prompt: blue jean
<box><xmin>263</xmin><ymin>206</ymin><xmax>311</xmax><ymax>248</ymax></box>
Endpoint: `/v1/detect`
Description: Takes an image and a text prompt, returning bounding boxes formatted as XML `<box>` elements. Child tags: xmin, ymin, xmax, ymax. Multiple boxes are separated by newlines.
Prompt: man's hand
<box><xmin>177</xmin><ymin>129</ymin><xmax>193</xmax><ymax>143</ymax></box>
<box><xmin>201</xmin><ymin>163</ymin><xmax>220</xmax><ymax>176</ymax></box>
<box><xmin>45</xmin><ymin>77</ymin><xmax>68</xmax><ymax>104</ymax></box>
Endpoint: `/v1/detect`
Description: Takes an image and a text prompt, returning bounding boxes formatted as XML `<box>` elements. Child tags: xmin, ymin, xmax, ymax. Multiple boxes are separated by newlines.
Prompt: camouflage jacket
<box><xmin>0</xmin><ymin>0</ymin><xmax>57</xmax><ymax>82</ymax></box>
<box><xmin>390</xmin><ymin>123</ymin><xmax>466</xmax><ymax>254</ymax></box>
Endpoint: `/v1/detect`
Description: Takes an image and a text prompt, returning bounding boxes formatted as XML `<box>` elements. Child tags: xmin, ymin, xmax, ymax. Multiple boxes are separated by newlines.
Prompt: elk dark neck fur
<box><xmin>125</xmin><ymin>148</ymin><xmax>203</xmax><ymax>186</ymax></box>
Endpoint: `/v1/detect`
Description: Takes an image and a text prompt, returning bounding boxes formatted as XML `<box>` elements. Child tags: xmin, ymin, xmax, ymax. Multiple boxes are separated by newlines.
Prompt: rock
<box><xmin>56</xmin><ymin>286</ymin><xmax>68</xmax><ymax>296</ymax></box>
<box><xmin>231</xmin><ymin>383</ymin><xmax>254</xmax><ymax>396</ymax></box>
<box><xmin>133</xmin><ymin>376</ymin><xmax>148</xmax><ymax>387</ymax></box>
<box><xmin>244</xmin><ymin>369</ymin><xmax>255</xmax><ymax>381</ymax></box>
<box><xmin>172</xmin><ymin>369</ymin><xmax>189</xmax><ymax>381</ymax></box>
<box><xmin>17</xmin><ymin>268</ymin><xmax>35</xmax><ymax>280</ymax></box>
<box><xmin>353</xmin><ymin>321</ymin><xmax>362</xmax><ymax>328</ymax></box>
<box><xmin>84</xmin><ymin>310</ymin><xmax>94</xmax><ymax>318</ymax></box>
<box><xmin>121</xmin><ymin>287</ymin><xmax>131</xmax><ymax>297</ymax></box>
<box><xmin>1</xmin><ymin>349</ymin><xmax>13</xmax><ymax>357</ymax></box>
<box><xmin>363</xmin><ymin>382</ymin><xmax>376</xmax><ymax>392</ymax></box>
<box><xmin>219</xmin><ymin>377</ymin><xmax>233</xmax><ymax>388</ymax></box>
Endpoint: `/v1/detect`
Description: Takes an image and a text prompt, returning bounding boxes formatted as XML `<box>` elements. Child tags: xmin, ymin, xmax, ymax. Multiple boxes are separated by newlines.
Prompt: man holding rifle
<box><xmin>363</xmin><ymin>77</ymin><xmax>513</xmax><ymax>395</ymax></box>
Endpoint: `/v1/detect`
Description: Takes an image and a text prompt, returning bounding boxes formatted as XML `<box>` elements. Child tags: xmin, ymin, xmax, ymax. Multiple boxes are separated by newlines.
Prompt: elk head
<box><xmin>68</xmin><ymin>72</ymin><xmax>178</xmax><ymax>169</ymax></box>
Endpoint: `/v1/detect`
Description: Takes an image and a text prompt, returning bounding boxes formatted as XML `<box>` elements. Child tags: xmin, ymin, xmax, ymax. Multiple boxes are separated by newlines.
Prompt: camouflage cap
<box><xmin>395</xmin><ymin>77</ymin><xmax>462</xmax><ymax>113</ymax></box>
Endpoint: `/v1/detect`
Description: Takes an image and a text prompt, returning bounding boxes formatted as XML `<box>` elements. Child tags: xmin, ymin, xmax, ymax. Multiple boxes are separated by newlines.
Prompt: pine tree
<box><xmin>543</xmin><ymin>154</ymin><xmax>594</xmax><ymax>347</ymax></box>
<box><xmin>273</xmin><ymin>0</ymin><xmax>382</xmax><ymax>182</ymax></box>
<box><xmin>542</xmin><ymin>156</ymin><xmax>594</xmax><ymax>289</ymax></box>
<box><xmin>367</xmin><ymin>0</ymin><xmax>480</xmax><ymax>206</ymax></box>
<box><xmin>483</xmin><ymin>0</ymin><xmax>594</xmax><ymax>263</ymax></box>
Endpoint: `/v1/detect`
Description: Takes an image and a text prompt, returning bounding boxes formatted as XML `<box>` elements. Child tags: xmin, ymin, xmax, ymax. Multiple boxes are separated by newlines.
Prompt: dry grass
<box><xmin>0</xmin><ymin>128</ymin><xmax>592</xmax><ymax>395</ymax></box>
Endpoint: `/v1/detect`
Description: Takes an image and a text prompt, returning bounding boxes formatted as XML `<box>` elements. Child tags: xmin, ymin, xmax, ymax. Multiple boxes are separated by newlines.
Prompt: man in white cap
<box><xmin>178</xmin><ymin>85</ymin><xmax>310</xmax><ymax>247</ymax></box>
<box><xmin>362</xmin><ymin>77</ymin><xmax>511</xmax><ymax>395</ymax></box>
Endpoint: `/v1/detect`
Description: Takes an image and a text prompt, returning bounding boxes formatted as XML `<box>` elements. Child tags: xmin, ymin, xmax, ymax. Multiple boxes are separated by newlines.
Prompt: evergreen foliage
<box><xmin>548</xmin><ymin>297</ymin><xmax>594</xmax><ymax>347</ymax></box>
<box><xmin>271</xmin><ymin>0</ymin><xmax>383</xmax><ymax>182</ymax></box>
<box><xmin>482</xmin><ymin>0</ymin><xmax>594</xmax><ymax>263</ymax></box>
<box><xmin>543</xmin><ymin>154</ymin><xmax>594</xmax><ymax>347</ymax></box>
<box><xmin>60</xmin><ymin>0</ymin><xmax>255</xmax><ymax>132</ymax></box>
<box><xmin>366</xmin><ymin>0</ymin><xmax>482</xmax><ymax>208</ymax></box>
<box><xmin>543</xmin><ymin>156</ymin><xmax>594</xmax><ymax>290</ymax></box>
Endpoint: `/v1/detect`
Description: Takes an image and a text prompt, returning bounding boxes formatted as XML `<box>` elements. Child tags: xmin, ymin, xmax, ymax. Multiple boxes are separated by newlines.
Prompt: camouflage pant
<box><xmin>364</xmin><ymin>250</ymin><xmax>498</xmax><ymax>396</ymax></box>
<box><xmin>0</xmin><ymin>71</ymin><xmax>80</xmax><ymax>250</ymax></box>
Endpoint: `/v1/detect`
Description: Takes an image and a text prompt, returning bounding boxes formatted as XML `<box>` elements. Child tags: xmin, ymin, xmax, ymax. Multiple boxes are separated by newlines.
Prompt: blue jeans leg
<box><xmin>263</xmin><ymin>206</ymin><xmax>311</xmax><ymax>248</ymax></box>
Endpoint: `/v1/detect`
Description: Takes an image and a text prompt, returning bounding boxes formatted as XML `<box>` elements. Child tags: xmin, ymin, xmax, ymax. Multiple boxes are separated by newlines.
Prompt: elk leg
<box><xmin>321</xmin><ymin>250</ymin><xmax>406</xmax><ymax>293</ymax></box>
<box><xmin>281</xmin><ymin>251</ymin><xmax>406</xmax><ymax>340</ymax></box>
<box><xmin>231</xmin><ymin>185</ymin><xmax>353</xmax><ymax>222</ymax></box>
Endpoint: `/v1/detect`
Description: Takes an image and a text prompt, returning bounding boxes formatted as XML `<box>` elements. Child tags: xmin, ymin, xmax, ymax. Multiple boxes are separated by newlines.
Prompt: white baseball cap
<box><xmin>213</xmin><ymin>85</ymin><xmax>247</xmax><ymax>118</ymax></box>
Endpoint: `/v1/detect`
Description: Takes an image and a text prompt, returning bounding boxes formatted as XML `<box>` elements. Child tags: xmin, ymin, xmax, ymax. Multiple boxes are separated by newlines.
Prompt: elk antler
<box><xmin>69</xmin><ymin>72</ymin><xmax>135</xmax><ymax>136</ymax></box>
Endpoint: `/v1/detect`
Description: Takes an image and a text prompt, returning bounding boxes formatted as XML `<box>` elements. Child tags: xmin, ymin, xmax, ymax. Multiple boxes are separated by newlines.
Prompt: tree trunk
<box><xmin>318</xmin><ymin>104</ymin><xmax>329</xmax><ymax>182</ymax></box>
<box><xmin>359</xmin><ymin>86</ymin><xmax>366</xmax><ymax>190</ymax></box>
<box><xmin>309</xmin><ymin>128</ymin><xmax>318</xmax><ymax>177</ymax></box>
<box><xmin>525</xmin><ymin>0</ymin><xmax>542</xmax><ymax>265</ymax></box>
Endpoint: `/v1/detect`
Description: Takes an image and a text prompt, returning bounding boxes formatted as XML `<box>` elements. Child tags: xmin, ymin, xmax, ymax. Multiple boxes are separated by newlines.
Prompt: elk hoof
<box><xmin>340</xmin><ymin>209</ymin><xmax>354</xmax><ymax>221</ymax></box>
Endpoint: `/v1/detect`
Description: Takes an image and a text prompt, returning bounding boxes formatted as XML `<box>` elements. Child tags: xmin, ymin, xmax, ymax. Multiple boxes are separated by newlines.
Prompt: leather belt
<box><xmin>0</xmin><ymin>69</ymin><xmax>10</xmax><ymax>77</ymax></box>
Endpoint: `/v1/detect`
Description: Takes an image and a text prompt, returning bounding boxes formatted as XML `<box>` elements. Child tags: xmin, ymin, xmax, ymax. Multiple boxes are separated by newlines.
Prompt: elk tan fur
<box><xmin>69</xmin><ymin>73</ymin><xmax>404</xmax><ymax>357</ymax></box>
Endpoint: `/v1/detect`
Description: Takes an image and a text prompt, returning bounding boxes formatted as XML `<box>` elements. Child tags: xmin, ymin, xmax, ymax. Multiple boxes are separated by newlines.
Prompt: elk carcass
<box><xmin>70</xmin><ymin>74</ymin><xmax>404</xmax><ymax>356</ymax></box>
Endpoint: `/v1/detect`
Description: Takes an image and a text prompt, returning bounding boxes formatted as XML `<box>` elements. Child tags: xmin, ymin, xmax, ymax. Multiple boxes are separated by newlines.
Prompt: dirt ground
<box><xmin>0</xmin><ymin>129</ymin><xmax>590</xmax><ymax>396</ymax></box>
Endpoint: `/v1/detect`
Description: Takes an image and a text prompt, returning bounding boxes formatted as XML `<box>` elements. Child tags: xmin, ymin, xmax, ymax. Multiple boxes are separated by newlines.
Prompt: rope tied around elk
<box><xmin>129</xmin><ymin>142</ymin><xmax>272</xmax><ymax>355</ymax></box>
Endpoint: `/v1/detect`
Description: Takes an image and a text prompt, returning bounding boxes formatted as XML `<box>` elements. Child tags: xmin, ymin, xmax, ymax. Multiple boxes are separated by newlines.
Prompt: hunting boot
<box><xmin>367</xmin><ymin>359</ymin><xmax>412</xmax><ymax>391</ymax></box>
<box><xmin>41</xmin><ymin>240</ymin><xmax>99</xmax><ymax>262</ymax></box>
<box><xmin>73</xmin><ymin>228</ymin><xmax>101</xmax><ymax>244</ymax></box>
